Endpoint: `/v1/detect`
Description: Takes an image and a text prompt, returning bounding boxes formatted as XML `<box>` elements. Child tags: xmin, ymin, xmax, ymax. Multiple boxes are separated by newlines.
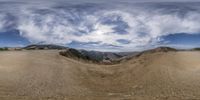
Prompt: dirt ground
<box><xmin>0</xmin><ymin>50</ymin><xmax>200</xmax><ymax>100</ymax></box>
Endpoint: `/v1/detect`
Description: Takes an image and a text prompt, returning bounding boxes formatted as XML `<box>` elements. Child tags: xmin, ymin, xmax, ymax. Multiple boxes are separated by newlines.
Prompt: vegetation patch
<box><xmin>193</xmin><ymin>48</ymin><xmax>200</xmax><ymax>51</ymax></box>
<box><xmin>0</xmin><ymin>47</ymin><xmax>8</xmax><ymax>51</ymax></box>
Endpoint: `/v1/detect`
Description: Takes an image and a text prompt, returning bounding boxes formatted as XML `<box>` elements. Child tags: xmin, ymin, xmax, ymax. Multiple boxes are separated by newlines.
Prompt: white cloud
<box><xmin>0</xmin><ymin>14</ymin><xmax>10</xmax><ymax>32</ymax></box>
<box><xmin>16</xmin><ymin>8</ymin><xmax>200</xmax><ymax>51</ymax></box>
<box><xmin>0</xmin><ymin>2</ymin><xmax>200</xmax><ymax>51</ymax></box>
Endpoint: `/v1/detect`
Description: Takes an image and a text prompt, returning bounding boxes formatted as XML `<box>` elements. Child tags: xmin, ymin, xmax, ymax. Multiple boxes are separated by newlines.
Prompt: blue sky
<box><xmin>159</xmin><ymin>33</ymin><xmax>200</xmax><ymax>49</ymax></box>
<box><xmin>0</xmin><ymin>0</ymin><xmax>200</xmax><ymax>51</ymax></box>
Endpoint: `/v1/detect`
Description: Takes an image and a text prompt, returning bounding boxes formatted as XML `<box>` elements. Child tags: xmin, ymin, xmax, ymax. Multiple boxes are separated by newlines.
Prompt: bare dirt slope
<box><xmin>0</xmin><ymin>50</ymin><xmax>200</xmax><ymax>100</ymax></box>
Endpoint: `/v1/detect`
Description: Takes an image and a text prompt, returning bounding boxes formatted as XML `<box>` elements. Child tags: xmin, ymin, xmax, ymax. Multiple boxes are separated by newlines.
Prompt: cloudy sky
<box><xmin>0</xmin><ymin>0</ymin><xmax>200</xmax><ymax>51</ymax></box>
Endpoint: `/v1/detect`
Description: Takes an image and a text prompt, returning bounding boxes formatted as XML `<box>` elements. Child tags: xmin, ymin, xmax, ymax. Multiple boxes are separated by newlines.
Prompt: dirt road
<box><xmin>0</xmin><ymin>50</ymin><xmax>200</xmax><ymax>100</ymax></box>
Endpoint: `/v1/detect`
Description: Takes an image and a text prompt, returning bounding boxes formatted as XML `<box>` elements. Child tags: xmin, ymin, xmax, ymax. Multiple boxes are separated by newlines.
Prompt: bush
<box><xmin>0</xmin><ymin>47</ymin><xmax>8</xmax><ymax>51</ymax></box>
<box><xmin>194</xmin><ymin>48</ymin><xmax>200</xmax><ymax>51</ymax></box>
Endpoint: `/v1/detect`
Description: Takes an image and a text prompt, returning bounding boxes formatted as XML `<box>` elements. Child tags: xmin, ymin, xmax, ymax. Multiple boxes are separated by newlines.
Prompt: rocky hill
<box><xmin>59</xmin><ymin>48</ymin><xmax>138</xmax><ymax>64</ymax></box>
<box><xmin>59</xmin><ymin>47</ymin><xmax>176</xmax><ymax>64</ymax></box>
<box><xmin>22</xmin><ymin>45</ymin><xmax>178</xmax><ymax>64</ymax></box>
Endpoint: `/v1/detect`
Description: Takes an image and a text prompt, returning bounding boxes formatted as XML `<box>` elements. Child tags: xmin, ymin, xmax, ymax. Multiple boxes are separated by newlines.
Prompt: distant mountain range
<box><xmin>23</xmin><ymin>44</ymin><xmax>67</xmax><ymax>50</ymax></box>
<box><xmin>22</xmin><ymin>44</ymin><xmax>138</xmax><ymax>64</ymax></box>
<box><xmin>1</xmin><ymin>44</ymin><xmax>199</xmax><ymax>64</ymax></box>
<box><xmin>142</xmin><ymin>47</ymin><xmax>177</xmax><ymax>54</ymax></box>
<box><xmin>59</xmin><ymin>48</ymin><xmax>138</xmax><ymax>64</ymax></box>
<box><xmin>59</xmin><ymin>47</ymin><xmax>179</xmax><ymax>64</ymax></box>
<box><xmin>134</xmin><ymin>47</ymin><xmax>177</xmax><ymax>57</ymax></box>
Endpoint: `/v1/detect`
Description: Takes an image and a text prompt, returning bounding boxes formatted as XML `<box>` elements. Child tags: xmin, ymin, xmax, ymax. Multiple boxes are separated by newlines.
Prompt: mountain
<box><xmin>59</xmin><ymin>47</ymin><xmax>177</xmax><ymax>64</ymax></box>
<box><xmin>23</xmin><ymin>44</ymin><xmax>67</xmax><ymax>50</ymax></box>
<box><xmin>60</xmin><ymin>48</ymin><xmax>138</xmax><ymax>64</ymax></box>
<box><xmin>146</xmin><ymin>47</ymin><xmax>177</xmax><ymax>53</ymax></box>
<box><xmin>23</xmin><ymin>45</ymin><xmax>177</xmax><ymax>64</ymax></box>
<box><xmin>134</xmin><ymin>47</ymin><xmax>177</xmax><ymax>57</ymax></box>
<box><xmin>22</xmin><ymin>44</ymin><xmax>138</xmax><ymax>64</ymax></box>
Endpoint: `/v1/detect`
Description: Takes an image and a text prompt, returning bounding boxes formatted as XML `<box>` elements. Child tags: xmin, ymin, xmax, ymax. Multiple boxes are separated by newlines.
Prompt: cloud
<box><xmin>0</xmin><ymin>2</ymin><xmax>200</xmax><ymax>51</ymax></box>
<box><xmin>0</xmin><ymin>13</ymin><xmax>12</xmax><ymax>32</ymax></box>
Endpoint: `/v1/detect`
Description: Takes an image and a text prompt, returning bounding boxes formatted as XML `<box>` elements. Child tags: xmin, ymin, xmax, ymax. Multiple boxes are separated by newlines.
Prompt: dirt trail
<box><xmin>0</xmin><ymin>50</ymin><xmax>200</xmax><ymax>100</ymax></box>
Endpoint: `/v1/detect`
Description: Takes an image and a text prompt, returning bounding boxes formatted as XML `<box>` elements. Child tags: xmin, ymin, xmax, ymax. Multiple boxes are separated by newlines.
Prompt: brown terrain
<box><xmin>0</xmin><ymin>50</ymin><xmax>200</xmax><ymax>100</ymax></box>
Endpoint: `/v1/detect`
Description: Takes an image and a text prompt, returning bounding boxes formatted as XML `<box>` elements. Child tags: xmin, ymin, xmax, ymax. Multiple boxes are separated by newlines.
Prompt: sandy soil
<box><xmin>0</xmin><ymin>50</ymin><xmax>200</xmax><ymax>100</ymax></box>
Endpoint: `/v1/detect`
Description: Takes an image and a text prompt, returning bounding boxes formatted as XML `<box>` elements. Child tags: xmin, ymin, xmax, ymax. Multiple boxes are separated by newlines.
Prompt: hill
<box><xmin>143</xmin><ymin>47</ymin><xmax>177</xmax><ymax>53</ymax></box>
<box><xmin>59</xmin><ymin>47</ymin><xmax>176</xmax><ymax>64</ymax></box>
<box><xmin>59</xmin><ymin>48</ymin><xmax>138</xmax><ymax>64</ymax></box>
<box><xmin>23</xmin><ymin>44</ymin><xmax>67</xmax><ymax>50</ymax></box>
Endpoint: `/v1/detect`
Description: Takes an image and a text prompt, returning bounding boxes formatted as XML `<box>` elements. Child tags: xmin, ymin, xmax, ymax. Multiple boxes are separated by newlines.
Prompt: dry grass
<box><xmin>0</xmin><ymin>50</ymin><xmax>200</xmax><ymax>100</ymax></box>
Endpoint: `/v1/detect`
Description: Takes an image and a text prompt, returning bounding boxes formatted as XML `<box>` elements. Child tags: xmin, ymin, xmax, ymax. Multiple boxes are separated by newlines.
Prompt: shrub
<box><xmin>0</xmin><ymin>47</ymin><xmax>8</xmax><ymax>51</ymax></box>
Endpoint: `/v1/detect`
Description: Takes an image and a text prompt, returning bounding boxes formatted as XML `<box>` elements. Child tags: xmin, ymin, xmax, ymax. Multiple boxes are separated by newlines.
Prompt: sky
<box><xmin>0</xmin><ymin>0</ymin><xmax>200</xmax><ymax>51</ymax></box>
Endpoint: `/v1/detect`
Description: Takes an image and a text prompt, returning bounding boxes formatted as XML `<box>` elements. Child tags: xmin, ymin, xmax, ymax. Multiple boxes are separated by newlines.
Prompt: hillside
<box><xmin>59</xmin><ymin>47</ymin><xmax>176</xmax><ymax>64</ymax></box>
<box><xmin>59</xmin><ymin>48</ymin><xmax>138</xmax><ymax>64</ymax></box>
<box><xmin>0</xmin><ymin>50</ymin><xmax>200</xmax><ymax>99</ymax></box>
